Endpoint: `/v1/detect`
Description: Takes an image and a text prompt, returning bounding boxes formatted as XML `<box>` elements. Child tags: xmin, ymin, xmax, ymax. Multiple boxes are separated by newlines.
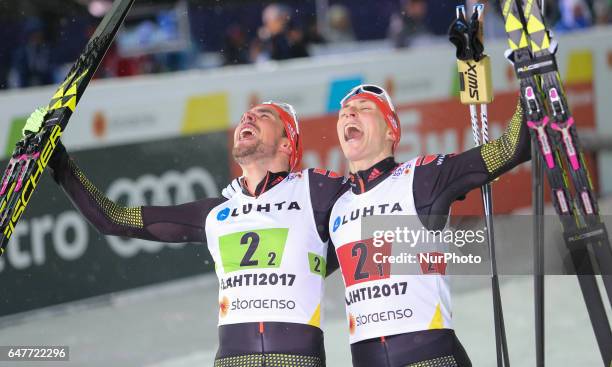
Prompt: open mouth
<box><xmin>344</xmin><ymin>125</ymin><xmax>363</xmax><ymax>142</ymax></box>
<box><xmin>239</xmin><ymin>125</ymin><xmax>258</xmax><ymax>141</ymax></box>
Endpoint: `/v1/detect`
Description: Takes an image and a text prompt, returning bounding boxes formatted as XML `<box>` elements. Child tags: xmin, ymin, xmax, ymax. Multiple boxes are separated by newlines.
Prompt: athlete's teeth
<box><xmin>240</xmin><ymin>128</ymin><xmax>256</xmax><ymax>139</ymax></box>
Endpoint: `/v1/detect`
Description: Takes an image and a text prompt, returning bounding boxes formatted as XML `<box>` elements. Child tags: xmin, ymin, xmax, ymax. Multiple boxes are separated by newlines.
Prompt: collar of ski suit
<box><xmin>240</xmin><ymin>171</ymin><xmax>289</xmax><ymax>198</ymax></box>
<box><xmin>349</xmin><ymin>157</ymin><xmax>399</xmax><ymax>194</ymax></box>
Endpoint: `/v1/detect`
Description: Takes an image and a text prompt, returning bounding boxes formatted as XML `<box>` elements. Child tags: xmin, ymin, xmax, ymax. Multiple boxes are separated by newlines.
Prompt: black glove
<box><xmin>448</xmin><ymin>6</ymin><xmax>485</xmax><ymax>61</ymax></box>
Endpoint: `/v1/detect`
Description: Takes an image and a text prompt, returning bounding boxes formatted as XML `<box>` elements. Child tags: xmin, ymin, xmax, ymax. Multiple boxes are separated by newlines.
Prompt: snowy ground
<box><xmin>0</xmin><ymin>273</ymin><xmax>609</xmax><ymax>367</ymax></box>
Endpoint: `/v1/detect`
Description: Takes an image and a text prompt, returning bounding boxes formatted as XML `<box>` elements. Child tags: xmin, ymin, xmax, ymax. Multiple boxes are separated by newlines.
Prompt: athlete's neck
<box><xmin>349</xmin><ymin>150</ymin><xmax>394</xmax><ymax>173</ymax></box>
<box><xmin>349</xmin><ymin>156</ymin><xmax>398</xmax><ymax>194</ymax></box>
<box><xmin>240</xmin><ymin>160</ymin><xmax>289</xmax><ymax>196</ymax></box>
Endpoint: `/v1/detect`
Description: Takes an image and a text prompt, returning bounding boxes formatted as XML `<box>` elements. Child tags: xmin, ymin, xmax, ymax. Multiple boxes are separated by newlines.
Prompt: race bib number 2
<box><xmin>219</xmin><ymin>228</ymin><xmax>288</xmax><ymax>273</ymax></box>
<box><xmin>337</xmin><ymin>238</ymin><xmax>391</xmax><ymax>287</ymax></box>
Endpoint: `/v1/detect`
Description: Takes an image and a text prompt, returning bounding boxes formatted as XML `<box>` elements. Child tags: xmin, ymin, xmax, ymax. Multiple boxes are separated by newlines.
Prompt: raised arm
<box><xmin>49</xmin><ymin>143</ymin><xmax>225</xmax><ymax>243</ymax></box>
<box><xmin>414</xmin><ymin>100</ymin><xmax>529</xmax><ymax>228</ymax></box>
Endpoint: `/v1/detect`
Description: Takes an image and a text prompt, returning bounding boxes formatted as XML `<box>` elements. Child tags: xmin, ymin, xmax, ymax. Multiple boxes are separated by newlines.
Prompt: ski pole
<box><xmin>533</xmin><ymin>2</ymin><xmax>546</xmax><ymax>365</ymax></box>
<box><xmin>449</xmin><ymin>4</ymin><xmax>510</xmax><ymax>367</ymax></box>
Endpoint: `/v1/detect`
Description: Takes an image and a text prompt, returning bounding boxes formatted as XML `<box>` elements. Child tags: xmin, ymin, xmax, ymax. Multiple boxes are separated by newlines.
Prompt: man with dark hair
<box><xmin>23</xmin><ymin>101</ymin><xmax>347</xmax><ymax>367</ymax></box>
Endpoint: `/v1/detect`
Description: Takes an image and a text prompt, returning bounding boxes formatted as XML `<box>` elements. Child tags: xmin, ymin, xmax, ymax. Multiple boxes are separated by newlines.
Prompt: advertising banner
<box><xmin>1</xmin><ymin>133</ymin><xmax>229</xmax><ymax>316</ymax></box>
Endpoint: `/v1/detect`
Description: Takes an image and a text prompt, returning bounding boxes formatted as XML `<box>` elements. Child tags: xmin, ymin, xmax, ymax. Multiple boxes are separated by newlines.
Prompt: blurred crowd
<box><xmin>1</xmin><ymin>0</ymin><xmax>611</xmax><ymax>90</ymax></box>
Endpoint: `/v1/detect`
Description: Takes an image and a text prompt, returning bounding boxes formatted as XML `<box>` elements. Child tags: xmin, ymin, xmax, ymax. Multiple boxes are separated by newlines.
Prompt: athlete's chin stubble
<box><xmin>232</xmin><ymin>140</ymin><xmax>277</xmax><ymax>165</ymax></box>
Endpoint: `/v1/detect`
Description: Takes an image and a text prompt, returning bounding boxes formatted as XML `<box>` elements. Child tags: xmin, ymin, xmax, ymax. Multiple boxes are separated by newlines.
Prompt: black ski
<box><xmin>501</xmin><ymin>0</ymin><xmax>612</xmax><ymax>365</ymax></box>
<box><xmin>0</xmin><ymin>0</ymin><xmax>136</xmax><ymax>255</ymax></box>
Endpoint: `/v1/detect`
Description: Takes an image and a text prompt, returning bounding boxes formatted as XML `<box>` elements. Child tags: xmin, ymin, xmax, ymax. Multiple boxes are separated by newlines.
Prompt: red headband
<box><xmin>261</xmin><ymin>103</ymin><xmax>303</xmax><ymax>171</ymax></box>
<box><xmin>345</xmin><ymin>93</ymin><xmax>401</xmax><ymax>150</ymax></box>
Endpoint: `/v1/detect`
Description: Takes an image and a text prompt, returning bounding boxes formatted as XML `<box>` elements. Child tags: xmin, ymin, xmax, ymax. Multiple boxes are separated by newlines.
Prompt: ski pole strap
<box><xmin>449</xmin><ymin>5</ymin><xmax>485</xmax><ymax>61</ymax></box>
<box><xmin>467</xmin><ymin>5</ymin><xmax>484</xmax><ymax>61</ymax></box>
<box><xmin>450</xmin><ymin>4</ymin><xmax>493</xmax><ymax>105</ymax></box>
<box><xmin>514</xmin><ymin>53</ymin><xmax>558</xmax><ymax>79</ymax></box>
<box><xmin>448</xmin><ymin>14</ymin><xmax>472</xmax><ymax>60</ymax></box>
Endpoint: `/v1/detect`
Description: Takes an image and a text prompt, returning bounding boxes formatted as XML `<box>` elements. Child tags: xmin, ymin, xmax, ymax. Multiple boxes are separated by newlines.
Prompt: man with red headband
<box><xmin>330</xmin><ymin>84</ymin><xmax>530</xmax><ymax>366</ymax></box>
<box><xmin>24</xmin><ymin>101</ymin><xmax>346</xmax><ymax>366</ymax></box>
